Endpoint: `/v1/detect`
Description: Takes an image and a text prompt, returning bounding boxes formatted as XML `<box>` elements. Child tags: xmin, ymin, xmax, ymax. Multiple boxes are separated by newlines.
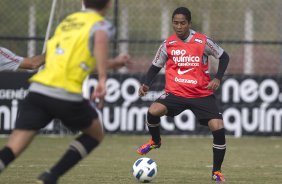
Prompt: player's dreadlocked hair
<box><xmin>172</xmin><ymin>7</ymin><xmax>192</xmax><ymax>23</ymax></box>
<box><xmin>83</xmin><ymin>0</ymin><xmax>110</xmax><ymax>10</ymax></box>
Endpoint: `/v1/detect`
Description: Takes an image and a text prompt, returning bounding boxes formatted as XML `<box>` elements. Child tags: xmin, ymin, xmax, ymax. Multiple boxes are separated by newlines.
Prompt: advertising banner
<box><xmin>0</xmin><ymin>72</ymin><xmax>281</xmax><ymax>137</ymax></box>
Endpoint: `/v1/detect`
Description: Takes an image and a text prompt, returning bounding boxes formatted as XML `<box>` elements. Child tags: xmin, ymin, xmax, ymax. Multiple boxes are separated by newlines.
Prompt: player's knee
<box><xmin>95</xmin><ymin>120</ymin><xmax>104</xmax><ymax>142</ymax></box>
<box><xmin>90</xmin><ymin>131</ymin><xmax>104</xmax><ymax>143</ymax></box>
<box><xmin>83</xmin><ymin>119</ymin><xmax>104</xmax><ymax>142</ymax></box>
<box><xmin>208</xmin><ymin>119</ymin><xmax>224</xmax><ymax>131</ymax></box>
<box><xmin>147</xmin><ymin>111</ymin><xmax>160</xmax><ymax>126</ymax></box>
<box><xmin>149</xmin><ymin>103</ymin><xmax>167</xmax><ymax>116</ymax></box>
<box><xmin>70</xmin><ymin>134</ymin><xmax>100</xmax><ymax>158</ymax></box>
<box><xmin>97</xmin><ymin>130</ymin><xmax>104</xmax><ymax>143</ymax></box>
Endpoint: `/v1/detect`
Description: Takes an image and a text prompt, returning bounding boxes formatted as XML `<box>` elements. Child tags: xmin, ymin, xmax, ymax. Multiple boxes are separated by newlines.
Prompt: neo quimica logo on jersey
<box><xmin>171</xmin><ymin>49</ymin><xmax>200</xmax><ymax>66</ymax></box>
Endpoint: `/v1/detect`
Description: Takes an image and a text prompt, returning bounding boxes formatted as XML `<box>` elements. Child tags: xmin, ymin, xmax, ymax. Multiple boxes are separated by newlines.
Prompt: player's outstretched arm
<box><xmin>91</xmin><ymin>53</ymin><xmax>131</xmax><ymax>74</ymax></box>
<box><xmin>107</xmin><ymin>53</ymin><xmax>131</xmax><ymax>70</ymax></box>
<box><xmin>19</xmin><ymin>54</ymin><xmax>45</xmax><ymax>70</ymax></box>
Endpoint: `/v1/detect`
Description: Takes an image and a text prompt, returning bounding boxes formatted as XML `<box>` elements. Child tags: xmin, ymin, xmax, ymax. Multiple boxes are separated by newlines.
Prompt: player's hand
<box><xmin>91</xmin><ymin>81</ymin><xmax>106</xmax><ymax>110</ymax></box>
<box><xmin>114</xmin><ymin>53</ymin><xmax>132</xmax><ymax>67</ymax></box>
<box><xmin>96</xmin><ymin>98</ymin><xmax>105</xmax><ymax>110</ymax></box>
<box><xmin>206</xmin><ymin>78</ymin><xmax>221</xmax><ymax>91</ymax></box>
<box><xmin>139</xmin><ymin>84</ymin><xmax>149</xmax><ymax>97</ymax></box>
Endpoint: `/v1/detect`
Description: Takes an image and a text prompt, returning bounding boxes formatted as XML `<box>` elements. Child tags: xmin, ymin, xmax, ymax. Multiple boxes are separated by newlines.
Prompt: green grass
<box><xmin>0</xmin><ymin>135</ymin><xmax>282</xmax><ymax>184</ymax></box>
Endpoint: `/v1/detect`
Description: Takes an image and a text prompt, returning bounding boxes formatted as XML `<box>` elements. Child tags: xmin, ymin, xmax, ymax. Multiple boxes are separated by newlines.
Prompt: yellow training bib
<box><xmin>31</xmin><ymin>11</ymin><xmax>104</xmax><ymax>94</ymax></box>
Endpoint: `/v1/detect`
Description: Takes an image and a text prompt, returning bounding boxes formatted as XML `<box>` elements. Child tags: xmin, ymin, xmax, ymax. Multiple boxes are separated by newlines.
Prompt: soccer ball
<box><xmin>132</xmin><ymin>157</ymin><xmax>158</xmax><ymax>183</ymax></box>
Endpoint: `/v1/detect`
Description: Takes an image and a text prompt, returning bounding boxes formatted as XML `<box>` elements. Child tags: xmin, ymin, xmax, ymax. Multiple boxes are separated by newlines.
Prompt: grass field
<box><xmin>0</xmin><ymin>135</ymin><xmax>281</xmax><ymax>184</ymax></box>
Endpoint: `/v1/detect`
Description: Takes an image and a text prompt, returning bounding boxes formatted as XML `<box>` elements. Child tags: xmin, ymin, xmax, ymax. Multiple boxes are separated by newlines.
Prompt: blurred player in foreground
<box><xmin>0</xmin><ymin>0</ymin><xmax>116</xmax><ymax>183</ymax></box>
<box><xmin>137</xmin><ymin>7</ymin><xmax>229</xmax><ymax>182</ymax></box>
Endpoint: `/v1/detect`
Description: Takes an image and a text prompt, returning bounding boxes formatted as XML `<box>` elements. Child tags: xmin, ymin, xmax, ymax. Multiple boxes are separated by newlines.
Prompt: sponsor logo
<box><xmin>168</xmin><ymin>40</ymin><xmax>177</xmax><ymax>45</ymax></box>
<box><xmin>194</xmin><ymin>38</ymin><xmax>203</xmax><ymax>44</ymax></box>
<box><xmin>0</xmin><ymin>88</ymin><xmax>28</xmax><ymax>100</ymax></box>
<box><xmin>177</xmin><ymin>68</ymin><xmax>194</xmax><ymax>75</ymax></box>
<box><xmin>80</xmin><ymin>62</ymin><xmax>89</xmax><ymax>71</ymax></box>
<box><xmin>154</xmin><ymin>43</ymin><xmax>165</xmax><ymax>63</ymax></box>
<box><xmin>55</xmin><ymin>47</ymin><xmax>65</xmax><ymax>55</ymax></box>
<box><xmin>61</xmin><ymin>18</ymin><xmax>85</xmax><ymax>31</ymax></box>
<box><xmin>174</xmin><ymin>77</ymin><xmax>197</xmax><ymax>84</ymax></box>
<box><xmin>207</xmin><ymin>40</ymin><xmax>220</xmax><ymax>56</ymax></box>
<box><xmin>171</xmin><ymin>49</ymin><xmax>200</xmax><ymax>66</ymax></box>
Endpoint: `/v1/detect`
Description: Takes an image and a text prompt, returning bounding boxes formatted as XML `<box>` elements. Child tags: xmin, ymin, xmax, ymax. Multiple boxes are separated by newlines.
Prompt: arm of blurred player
<box><xmin>90</xmin><ymin>29</ymin><xmax>108</xmax><ymax>109</ymax></box>
<box><xmin>19</xmin><ymin>54</ymin><xmax>45</xmax><ymax>70</ymax></box>
<box><xmin>107</xmin><ymin>53</ymin><xmax>131</xmax><ymax>70</ymax></box>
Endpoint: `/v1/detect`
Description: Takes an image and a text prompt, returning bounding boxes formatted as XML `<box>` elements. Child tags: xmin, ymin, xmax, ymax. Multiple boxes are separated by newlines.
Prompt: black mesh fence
<box><xmin>0</xmin><ymin>0</ymin><xmax>282</xmax><ymax>74</ymax></box>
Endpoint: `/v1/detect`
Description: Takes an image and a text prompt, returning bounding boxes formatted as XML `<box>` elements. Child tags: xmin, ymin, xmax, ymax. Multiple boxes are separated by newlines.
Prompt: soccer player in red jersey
<box><xmin>137</xmin><ymin>7</ymin><xmax>229</xmax><ymax>182</ymax></box>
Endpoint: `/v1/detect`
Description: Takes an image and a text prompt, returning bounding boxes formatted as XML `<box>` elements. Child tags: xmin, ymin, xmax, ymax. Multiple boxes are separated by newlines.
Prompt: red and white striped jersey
<box><xmin>0</xmin><ymin>47</ymin><xmax>23</xmax><ymax>71</ymax></box>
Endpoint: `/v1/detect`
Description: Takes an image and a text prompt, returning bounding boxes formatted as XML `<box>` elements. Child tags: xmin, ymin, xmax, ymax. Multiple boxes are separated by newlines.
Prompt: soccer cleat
<box><xmin>212</xmin><ymin>171</ymin><xmax>225</xmax><ymax>182</ymax></box>
<box><xmin>36</xmin><ymin>171</ymin><xmax>57</xmax><ymax>184</ymax></box>
<box><xmin>137</xmin><ymin>139</ymin><xmax>161</xmax><ymax>155</ymax></box>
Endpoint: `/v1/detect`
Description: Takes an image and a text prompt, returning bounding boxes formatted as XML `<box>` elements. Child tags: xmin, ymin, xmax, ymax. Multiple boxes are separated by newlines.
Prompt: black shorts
<box><xmin>155</xmin><ymin>93</ymin><xmax>222</xmax><ymax>126</ymax></box>
<box><xmin>15</xmin><ymin>92</ymin><xmax>99</xmax><ymax>130</ymax></box>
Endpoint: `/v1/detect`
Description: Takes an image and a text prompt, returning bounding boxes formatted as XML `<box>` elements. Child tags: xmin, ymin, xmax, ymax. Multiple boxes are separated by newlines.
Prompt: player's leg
<box><xmin>0</xmin><ymin>130</ymin><xmax>37</xmax><ymax>173</ymax></box>
<box><xmin>39</xmin><ymin>118</ymin><xmax>103</xmax><ymax>183</ymax></box>
<box><xmin>37</xmin><ymin>100</ymin><xmax>102</xmax><ymax>183</ymax></box>
<box><xmin>189</xmin><ymin>95</ymin><xmax>226</xmax><ymax>182</ymax></box>
<box><xmin>136</xmin><ymin>102</ymin><xmax>166</xmax><ymax>155</ymax></box>
<box><xmin>208</xmin><ymin>119</ymin><xmax>226</xmax><ymax>182</ymax></box>
<box><xmin>0</xmin><ymin>92</ymin><xmax>52</xmax><ymax>174</ymax></box>
<box><xmin>137</xmin><ymin>93</ymin><xmax>186</xmax><ymax>155</ymax></box>
<box><xmin>147</xmin><ymin>102</ymin><xmax>167</xmax><ymax>143</ymax></box>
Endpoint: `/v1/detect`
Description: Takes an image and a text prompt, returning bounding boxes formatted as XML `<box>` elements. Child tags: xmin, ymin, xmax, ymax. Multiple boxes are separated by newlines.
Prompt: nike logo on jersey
<box><xmin>177</xmin><ymin>68</ymin><xmax>194</xmax><ymax>75</ymax></box>
<box><xmin>194</xmin><ymin>38</ymin><xmax>203</xmax><ymax>44</ymax></box>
